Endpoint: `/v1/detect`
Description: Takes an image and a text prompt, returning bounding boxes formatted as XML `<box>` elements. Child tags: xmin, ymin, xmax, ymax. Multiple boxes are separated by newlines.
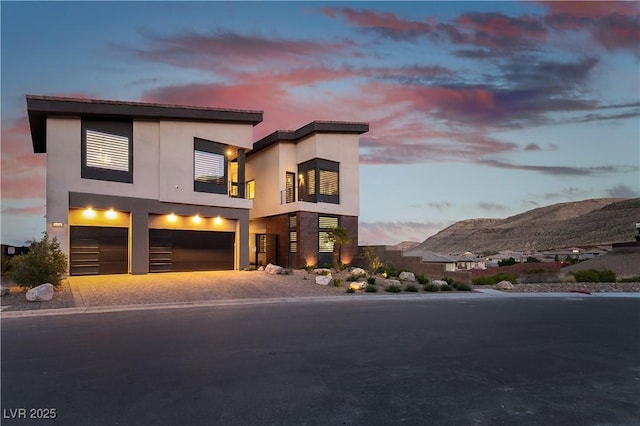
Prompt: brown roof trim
<box><xmin>250</xmin><ymin>120</ymin><xmax>369</xmax><ymax>156</ymax></box>
<box><xmin>26</xmin><ymin>95</ymin><xmax>263</xmax><ymax>153</ymax></box>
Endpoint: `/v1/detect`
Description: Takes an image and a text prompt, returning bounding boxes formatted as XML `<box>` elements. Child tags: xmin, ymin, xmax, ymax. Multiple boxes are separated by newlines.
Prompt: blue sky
<box><xmin>1</xmin><ymin>1</ymin><xmax>639</xmax><ymax>246</ymax></box>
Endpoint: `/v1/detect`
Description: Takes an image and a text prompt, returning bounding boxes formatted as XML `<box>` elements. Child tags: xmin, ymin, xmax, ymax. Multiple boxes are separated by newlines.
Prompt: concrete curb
<box><xmin>2</xmin><ymin>291</ymin><xmax>639</xmax><ymax>318</ymax></box>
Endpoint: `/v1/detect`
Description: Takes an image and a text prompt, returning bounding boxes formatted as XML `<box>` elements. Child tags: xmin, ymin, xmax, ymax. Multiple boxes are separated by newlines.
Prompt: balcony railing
<box><xmin>229</xmin><ymin>181</ymin><xmax>249</xmax><ymax>199</ymax></box>
<box><xmin>280</xmin><ymin>189</ymin><xmax>296</xmax><ymax>204</ymax></box>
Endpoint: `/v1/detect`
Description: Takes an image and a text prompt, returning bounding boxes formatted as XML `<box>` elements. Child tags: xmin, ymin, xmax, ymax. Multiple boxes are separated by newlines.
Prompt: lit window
<box><xmin>319</xmin><ymin>170</ymin><xmax>338</xmax><ymax>196</ymax></box>
<box><xmin>298</xmin><ymin>159</ymin><xmax>339</xmax><ymax>204</ymax></box>
<box><xmin>318</xmin><ymin>232</ymin><xmax>333</xmax><ymax>253</ymax></box>
<box><xmin>247</xmin><ymin>180</ymin><xmax>255</xmax><ymax>200</ymax></box>
<box><xmin>290</xmin><ymin>231</ymin><xmax>297</xmax><ymax>253</ymax></box>
<box><xmin>194</xmin><ymin>138</ymin><xmax>228</xmax><ymax>194</ymax></box>
<box><xmin>82</xmin><ymin>120</ymin><xmax>133</xmax><ymax>183</ymax></box>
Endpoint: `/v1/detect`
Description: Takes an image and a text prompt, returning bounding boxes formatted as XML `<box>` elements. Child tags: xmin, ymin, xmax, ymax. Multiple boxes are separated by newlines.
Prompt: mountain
<box><xmin>413</xmin><ymin>198</ymin><xmax>640</xmax><ymax>254</ymax></box>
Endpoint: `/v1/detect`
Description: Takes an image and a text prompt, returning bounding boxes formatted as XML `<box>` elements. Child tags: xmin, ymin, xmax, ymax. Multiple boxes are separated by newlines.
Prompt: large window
<box><xmin>82</xmin><ymin>120</ymin><xmax>133</xmax><ymax>183</ymax></box>
<box><xmin>318</xmin><ymin>216</ymin><xmax>339</xmax><ymax>253</ymax></box>
<box><xmin>298</xmin><ymin>159</ymin><xmax>339</xmax><ymax>204</ymax></box>
<box><xmin>194</xmin><ymin>138</ymin><xmax>228</xmax><ymax>194</ymax></box>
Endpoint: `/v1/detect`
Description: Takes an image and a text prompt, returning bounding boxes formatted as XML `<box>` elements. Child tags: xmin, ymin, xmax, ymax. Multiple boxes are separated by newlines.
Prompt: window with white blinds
<box><xmin>319</xmin><ymin>216</ymin><xmax>338</xmax><ymax>229</ymax></box>
<box><xmin>86</xmin><ymin>130</ymin><xmax>130</xmax><ymax>172</ymax></box>
<box><xmin>318</xmin><ymin>231</ymin><xmax>333</xmax><ymax>253</ymax></box>
<box><xmin>289</xmin><ymin>231</ymin><xmax>297</xmax><ymax>253</ymax></box>
<box><xmin>319</xmin><ymin>170</ymin><xmax>338</xmax><ymax>196</ymax></box>
<box><xmin>194</xmin><ymin>150</ymin><xmax>225</xmax><ymax>184</ymax></box>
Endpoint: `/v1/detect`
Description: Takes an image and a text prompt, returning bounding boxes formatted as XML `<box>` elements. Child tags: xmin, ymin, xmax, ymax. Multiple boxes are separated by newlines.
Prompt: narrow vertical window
<box><xmin>285</xmin><ymin>172</ymin><xmax>296</xmax><ymax>203</ymax></box>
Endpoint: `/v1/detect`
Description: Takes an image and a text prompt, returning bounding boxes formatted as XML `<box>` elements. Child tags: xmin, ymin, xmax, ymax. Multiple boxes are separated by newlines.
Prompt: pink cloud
<box><xmin>359</xmin><ymin>221</ymin><xmax>448</xmax><ymax>245</ymax></box>
<box><xmin>1</xmin><ymin>118</ymin><xmax>46</xmax><ymax>200</ymax></box>
<box><xmin>322</xmin><ymin>7</ymin><xmax>433</xmax><ymax>36</ymax></box>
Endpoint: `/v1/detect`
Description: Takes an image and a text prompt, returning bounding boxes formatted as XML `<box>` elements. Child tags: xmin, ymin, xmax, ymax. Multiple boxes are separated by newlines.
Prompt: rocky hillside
<box><xmin>414</xmin><ymin>198</ymin><xmax>640</xmax><ymax>254</ymax></box>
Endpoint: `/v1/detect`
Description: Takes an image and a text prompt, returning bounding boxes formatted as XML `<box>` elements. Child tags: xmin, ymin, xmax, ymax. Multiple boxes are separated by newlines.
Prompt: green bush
<box><xmin>619</xmin><ymin>276</ymin><xmax>640</xmax><ymax>283</ymax></box>
<box><xmin>9</xmin><ymin>234</ymin><xmax>67</xmax><ymax>288</ymax></box>
<box><xmin>367</xmin><ymin>277</ymin><xmax>376</xmax><ymax>285</ymax></box>
<box><xmin>416</xmin><ymin>275</ymin><xmax>428</xmax><ymax>285</ymax></box>
<box><xmin>347</xmin><ymin>275</ymin><xmax>359</xmax><ymax>282</ymax></box>
<box><xmin>440</xmin><ymin>284</ymin><xmax>453</xmax><ymax>291</ymax></box>
<box><xmin>442</xmin><ymin>277</ymin><xmax>453</xmax><ymax>285</ymax></box>
<box><xmin>452</xmin><ymin>281</ymin><xmax>472</xmax><ymax>291</ymax></box>
<box><xmin>572</xmin><ymin>269</ymin><xmax>617</xmax><ymax>283</ymax></box>
<box><xmin>498</xmin><ymin>257</ymin><xmax>517</xmax><ymax>266</ymax></box>
<box><xmin>384</xmin><ymin>266</ymin><xmax>400</xmax><ymax>278</ymax></box>
<box><xmin>333</xmin><ymin>278</ymin><xmax>343</xmax><ymax>287</ymax></box>
<box><xmin>472</xmin><ymin>272</ymin><xmax>518</xmax><ymax>286</ymax></box>
<box><xmin>424</xmin><ymin>283</ymin><xmax>439</xmax><ymax>292</ymax></box>
<box><xmin>346</xmin><ymin>287</ymin><xmax>355</xmax><ymax>293</ymax></box>
<box><xmin>385</xmin><ymin>284</ymin><xmax>401</xmax><ymax>293</ymax></box>
<box><xmin>365</xmin><ymin>284</ymin><xmax>377</xmax><ymax>293</ymax></box>
<box><xmin>405</xmin><ymin>284</ymin><xmax>419</xmax><ymax>292</ymax></box>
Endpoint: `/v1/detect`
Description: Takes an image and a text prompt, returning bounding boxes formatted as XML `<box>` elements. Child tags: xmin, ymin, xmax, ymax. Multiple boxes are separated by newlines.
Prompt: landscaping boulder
<box><xmin>399</xmin><ymin>271</ymin><xmax>416</xmax><ymax>282</ymax></box>
<box><xmin>26</xmin><ymin>283</ymin><xmax>54</xmax><ymax>302</ymax></box>
<box><xmin>495</xmin><ymin>280</ymin><xmax>514</xmax><ymax>290</ymax></box>
<box><xmin>265</xmin><ymin>263</ymin><xmax>284</xmax><ymax>275</ymax></box>
<box><xmin>315</xmin><ymin>275</ymin><xmax>332</xmax><ymax>286</ymax></box>
<box><xmin>382</xmin><ymin>279</ymin><xmax>401</xmax><ymax>288</ymax></box>
<box><xmin>348</xmin><ymin>282</ymin><xmax>365</xmax><ymax>291</ymax></box>
<box><xmin>349</xmin><ymin>268</ymin><xmax>366</xmax><ymax>278</ymax></box>
<box><xmin>431</xmin><ymin>280</ymin><xmax>448</xmax><ymax>287</ymax></box>
<box><xmin>313</xmin><ymin>268</ymin><xmax>332</xmax><ymax>275</ymax></box>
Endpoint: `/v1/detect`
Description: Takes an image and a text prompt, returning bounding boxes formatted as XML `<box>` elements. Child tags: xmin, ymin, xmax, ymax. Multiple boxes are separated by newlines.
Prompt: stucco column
<box><xmin>237</xmin><ymin>148</ymin><xmax>246</xmax><ymax>199</ymax></box>
<box><xmin>237</xmin><ymin>211</ymin><xmax>250</xmax><ymax>270</ymax></box>
<box><xmin>130</xmin><ymin>209</ymin><xmax>149</xmax><ymax>274</ymax></box>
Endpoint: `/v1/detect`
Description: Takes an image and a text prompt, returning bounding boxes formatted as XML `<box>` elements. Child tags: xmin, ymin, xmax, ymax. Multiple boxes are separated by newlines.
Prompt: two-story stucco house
<box><xmin>26</xmin><ymin>95</ymin><xmax>368</xmax><ymax>275</ymax></box>
<box><xmin>246</xmin><ymin>121</ymin><xmax>368</xmax><ymax>269</ymax></box>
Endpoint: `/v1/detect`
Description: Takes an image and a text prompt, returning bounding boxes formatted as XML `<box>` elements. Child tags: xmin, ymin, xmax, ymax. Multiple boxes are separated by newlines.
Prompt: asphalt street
<box><xmin>2</xmin><ymin>296</ymin><xmax>639</xmax><ymax>425</ymax></box>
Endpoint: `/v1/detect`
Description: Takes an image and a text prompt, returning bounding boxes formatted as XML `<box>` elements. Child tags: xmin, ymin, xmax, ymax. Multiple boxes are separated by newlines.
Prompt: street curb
<box><xmin>2</xmin><ymin>291</ymin><xmax>639</xmax><ymax>318</ymax></box>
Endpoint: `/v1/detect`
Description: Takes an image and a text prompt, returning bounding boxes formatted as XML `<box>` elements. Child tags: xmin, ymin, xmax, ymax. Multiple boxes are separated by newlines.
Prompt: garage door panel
<box><xmin>70</xmin><ymin>226</ymin><xmax>128</xmax><ymax>276</ymax></box>
<box><xmin>149</xmin><ymin>229</ymin><xmax>234</xmax><ymax>272</ymax></box>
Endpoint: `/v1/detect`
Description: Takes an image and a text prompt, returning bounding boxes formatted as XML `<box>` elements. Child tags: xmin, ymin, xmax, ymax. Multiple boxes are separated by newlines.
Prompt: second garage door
<box><xmin>149</xmin><ymin>229</ymin><xmax>234</xmax><ymax>272</ymax></box>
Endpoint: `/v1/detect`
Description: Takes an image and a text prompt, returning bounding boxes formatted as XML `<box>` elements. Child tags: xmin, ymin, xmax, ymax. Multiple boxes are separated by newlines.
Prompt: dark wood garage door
<box><xmin>70</xmin><ymin>226</ymin><xmax>128</xmax><ymax>275</ymax></box>
<box><xmin>149</xmin><ymin>229</ymin><xmax>234</xmax><ymax>272</ymax></box>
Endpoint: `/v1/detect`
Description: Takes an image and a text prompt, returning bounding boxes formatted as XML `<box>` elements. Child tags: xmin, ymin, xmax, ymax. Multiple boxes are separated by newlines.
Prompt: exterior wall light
<box><xmin>83</xmin><ymin>207</ymin><xmax>97</xmax><ymax>219</ymax></box>
<box><xmin>105</xmin><ymin>209</ymin><xmax>117</xmax><ymax>219</ymax></box>
<box><xmin>192</xmin><ymin>214</ymin><xmax>202</xmax><ymax>224</ymax></box>
<box><xmin>167</xmin><ymin>213</ymin><xmax>177</xmax><ymax>222</ymax></box>
<box><xmin>52</xmin><ymin>222</ymin><xmax>64</xmax><ymax>228</ymax></box>
<box><xmin>214</xmin><ymin>216</ymin><xmax>222</xmax><ymax>225</ymax></box>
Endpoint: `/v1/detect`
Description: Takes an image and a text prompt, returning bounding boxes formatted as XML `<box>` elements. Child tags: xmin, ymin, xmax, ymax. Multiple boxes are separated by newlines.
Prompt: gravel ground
<box><xmin>1</xmin><ymin>270</ymin><xmax>638</xmax><ymax>313</ymax></box>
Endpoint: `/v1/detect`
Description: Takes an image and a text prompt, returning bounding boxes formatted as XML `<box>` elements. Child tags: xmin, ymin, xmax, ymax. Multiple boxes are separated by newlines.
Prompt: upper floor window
<box><xmin>82</xmin><ymin>120</ymin><xmax>133</xmax><ymax>183</ymax></box>
<box><xmin>298</xmin><ymin>159</ymin><xmax>339</xmax><ymax>204</ymax></box>
<box><xmin>247</xmin><ymin>180</ymin><xmax>255</xmax><ymax>200</ymax></box>
<box><xmin>285</xmin><ymin>172</ymin><xmax>296</xmax><ymax>203</ymax></box>
<box><xmin>194</xmin><ymin>138</ymin><xmax>227</xmax><ymax>194</ymax></box>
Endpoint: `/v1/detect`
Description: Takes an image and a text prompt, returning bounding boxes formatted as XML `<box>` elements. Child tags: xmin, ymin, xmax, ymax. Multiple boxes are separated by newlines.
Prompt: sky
<box><xmin>1</xmin><ymin>1</ymin><xmax>639</xmax><ymax>246</ymax></box>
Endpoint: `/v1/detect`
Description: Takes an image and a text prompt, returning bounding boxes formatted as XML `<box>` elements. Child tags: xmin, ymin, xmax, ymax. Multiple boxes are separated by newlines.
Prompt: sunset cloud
<box><xmin>359</xmin><ymin>220</ymin><xmax>450</xmax><ymax>245</ymax></box>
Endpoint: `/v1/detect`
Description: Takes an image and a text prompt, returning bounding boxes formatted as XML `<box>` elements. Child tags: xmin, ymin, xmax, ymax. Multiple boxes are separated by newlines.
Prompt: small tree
<box><xmin>327</xmin><ymin>227</ymin><xmax>350</xmax><ymax>271</ymax></box>
<box><xmin>9</xmin><ymin>234</ymin><xmax>67</xmax><ymax>288</ymax></box>
<box><xmin>363</xmin><ymin>246</ymin><xmax>383</xmax><ymax>274</ymax></box>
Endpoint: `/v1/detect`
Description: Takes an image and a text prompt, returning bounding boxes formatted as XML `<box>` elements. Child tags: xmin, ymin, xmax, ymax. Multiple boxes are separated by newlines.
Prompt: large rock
<box><xmin>495</xmin><ymin>280</ymin><xmax>514</xmax><ymax>290</ymax></box>
<box><xmin>26</xmin><ymin>283</ymin><xmax>54</xmax><ymax>302</ymax></box>
<box><xmin>348</xmin><ymin>282</ymin><xmax>365</xmax><ymax>291</ymax></box>
<box><xmin>349</xmin><ymin>268</ymin><xmax>366</xmax><ymax>278</ymax></box>
<box><xmin>399</xmin><ymin>271</ymin><xmax>416</xmax><ymax>282</ymax></box>
<box><xmin>265</xmin><ymin>263</ymin><xmax>284</xmax><ymax>275</ymax></box>
<box><xmin>382</xmin><ymin>279</ymin><xmax>401</xmax><ymax>288</ymax></box>
<box><xmin>431</xmin><ymin>280</ymin><xmax>448</xmax><ymax>287</ymax></box>
<box><xmin>315</xmin><ymin>275</ymin><xmax>332</xmax><ymax>286</ymax></box>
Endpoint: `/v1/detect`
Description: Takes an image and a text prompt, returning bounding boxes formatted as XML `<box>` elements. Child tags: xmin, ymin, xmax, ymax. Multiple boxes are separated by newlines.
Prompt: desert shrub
<box><xmin>367</xmin><ymin>277</ymin><xmax>376</xmax><ymax>285</ymax></box>
<box><xmin>322</xmin><ymin>262</ymin><xmax>332</xmax><ymax>269</ymax></box>
<box><xmin>573</xmin><ymin>269</ymin><xmax>616</xmax><ymax>283</ymax></box>
<box><xmin>333</xmin><ymin>278</ymin><xmax>343</xmax><ymax>287</ymax></box>
<box><xmin>572</xmin><ymin>269</ymin><xmax>601</xmax><ymax>283</ymax></box>
<box><xmin>304</xmin><ymin>264</ymin><xmax>316</xmax><ymax>272</ymax></box>
<box><xmin>440</xmin><ymin>284</ymin><xmax>453</xmax><ymax>291</ymax></box>
<box><xmin>597</xmin><ymin>269</ymin><xmax>616</xmax><ymax>283</ymax></box>
<box><xmin>1</xmin><ymin>254</ymin><xmax>14</xmax><ymax>278</ymax></box>
<box><xmin>347</xmin><ymin>275</ymin><xmax>359</xmax><ymax>282</ymax></box>
<box><xmin>384</xmin><ymin>267</ymin><xmax>400</xmax><ymax>278</ymax></box>
<box><xmin>405</xmin><ymin>284</ymin><xmax>419</xmax><ymax>292</ymax></box>
<box><xmin>319</xmin><ymin>270</ymin><xmax>331</xmax><ymax>276</ymax></box>
<box><xmin>9</xmin><ymin>234</ymin><xmax>67</xmax><ymax>288</ymax></box>
<box><xmin>385</xmin><ymin>284</ymin><xmax>401</xmax><ymax>293</ymax></box>
<box><xmin>365</xmin><ymin>284</ymin><xmax>377</xmax><ymax>293</ymax></box>
<box><xmin>498</xmin><ymin>257</ymin><xmax>517</xmax><ymax>266</ymax></box>
<box><xmin>424</xmin><ymin>283</ymin><xmax>439</xmax><ymax>292</ymax></box>
<box><xmin>473</xmin><ymin>272</ymin><xmax>518</xmax><ymax>286</ymax></box>
<box><xmin>442</xmin><ymin>277</ymin><xmax>453</xmax><ymax>285</ymax></box>
<box><xmin>416</xmin><ymin>275</ymin><xmax>428</xmax><ymax>285</ymax></box>
<box><xmin>619</xmin><ymin>276</ymin><xmax>640</xmax><ymax>283</ymax></box>
<box><xmin>346</xmin><ymin>287</ymin><xmax>355</xmax><ymax>293</ymax></box>
<box><xmin>452</xmin><ymin>281</ymin><xmax>472</xmax><ymax>291</ymax></box>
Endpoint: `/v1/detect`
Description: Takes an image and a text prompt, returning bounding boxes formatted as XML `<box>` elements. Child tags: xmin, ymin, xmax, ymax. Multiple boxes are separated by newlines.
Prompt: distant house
<box><xmin>26</xmin><ymin>95</ymin><xmax>368</xmax><ymax>275</ymax></box>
